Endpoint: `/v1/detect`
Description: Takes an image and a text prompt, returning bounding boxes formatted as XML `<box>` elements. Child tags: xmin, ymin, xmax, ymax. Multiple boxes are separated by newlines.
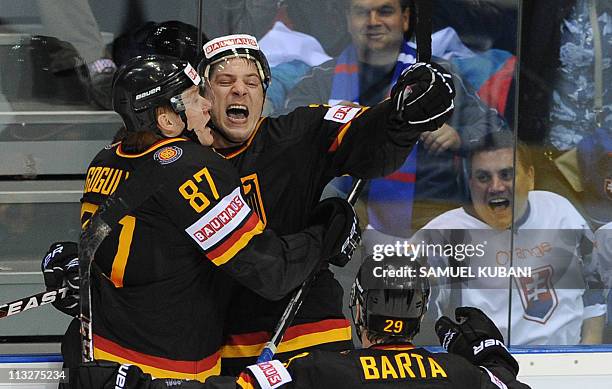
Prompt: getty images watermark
<box><xmin>370</xmin><ymin>239</ymin><xmax>533</xmax><ymax>282</ymax></box>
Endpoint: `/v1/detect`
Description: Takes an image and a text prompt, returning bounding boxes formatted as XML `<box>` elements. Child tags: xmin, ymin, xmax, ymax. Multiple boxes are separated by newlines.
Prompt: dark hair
<box><xmin>365</xmin><ymin>330</ymin><xmax>413</xmax><ymax>345</ymax></box>
<box><xmin>112</xmin><ymin>126</ymin><xmax>129</xmax><ymax>143</ymax></box>
<box><xmin>111</xmin><ymin>102</ymin><xmax>172</xmax><ymax>153</ymax></box>
<box><xmin>119</xmin><ymin>131</ymin><xmax>162</xmax><ymax>153</ymax></box>
<box><xmin>467</xmin><ymin>131</ymin><xmax>533</xmax><ymax>175</ymax></box>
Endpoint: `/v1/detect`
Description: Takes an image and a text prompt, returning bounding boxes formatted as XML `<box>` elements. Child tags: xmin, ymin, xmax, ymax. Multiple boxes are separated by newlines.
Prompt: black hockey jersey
<box><xmin>81</xmin><ymin>137</ymin><xmax>329</xmax><ymax>381</ymax></box>
<box><xmin>220</xmin><ymin>101</ymin><xmax>418</xmax><ymax>371</ymax></box>
<box><xmin>236</xmin><ymin>344</ymin><xmax>531</xmax><ymax>389</ymax></box>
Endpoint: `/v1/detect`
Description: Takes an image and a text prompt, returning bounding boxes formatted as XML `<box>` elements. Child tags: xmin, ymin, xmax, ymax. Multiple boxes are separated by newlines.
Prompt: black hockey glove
<box><xmin>435</xmin><ymin>307</ymin><xmax>519</xmax><ymax>375</ymax></box>
<box><xmin>40</xmin><ymin>241</ymin><xmax>80</xmax><ymax>317</ymax></box>
<box><xmin>309</xmin><ymin>197</ymin><xmax>361</xmax><ymax>267</ymax></box>
<box><xmin>76</xmin><ymin>361</ymin><xmax>206</xmax><ymax>389</ymax></box>
<box><xmin>390</xmin><ymin>62</ymin><xmax>455</xmax><ymax>132</ymax></box>
<box><xmin>77</xmin><ymin>361</ymin><xmax>149</xmax><ymax>389</ymax></box>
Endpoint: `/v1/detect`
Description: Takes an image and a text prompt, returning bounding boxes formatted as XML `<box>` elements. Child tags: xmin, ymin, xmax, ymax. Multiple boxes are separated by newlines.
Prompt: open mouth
<box><xmin>488</xmin><ymin>197</ymin><xmax>511</xmax><ymax>210</ymax></box>
<box><xmin>226</xmin><ymin>104</ymin><xmax>249</xmax><ymax>122</ymax></box>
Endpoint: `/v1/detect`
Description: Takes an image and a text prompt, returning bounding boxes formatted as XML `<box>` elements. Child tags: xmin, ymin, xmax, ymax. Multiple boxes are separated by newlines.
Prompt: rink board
<box><xmin>1</xmin><ymin>348</ymin><xmax>612</xmax><ymax>388</ymax></box>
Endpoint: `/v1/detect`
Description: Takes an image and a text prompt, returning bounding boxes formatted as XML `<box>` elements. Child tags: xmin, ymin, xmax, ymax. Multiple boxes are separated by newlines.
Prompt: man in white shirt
<box><xmin>416</xmin><ymin>131</ymin><xmax>606</xmax><ymax>345</ymax></box>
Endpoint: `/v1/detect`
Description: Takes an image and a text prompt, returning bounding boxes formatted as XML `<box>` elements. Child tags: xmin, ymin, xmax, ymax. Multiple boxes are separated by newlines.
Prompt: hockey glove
<box><xmin>309</xmin><ymin>197</ymin><xmax>361</xmax><ymax>267</ymax></box>
<box><xmin>77</xmin><ymin>361</ymin><xmax>148</xmax><ymax>389</ymax></box>
<box><xmin>435</xmin><ymin>307</ymin><xmax>519</xmax><ymax>375</ymax></box>
<box><xmin>390</xmin><ymin>62</ymin><xmax>455</xmax><ymax>132</ymax></box>
<box><xmin>41</xmin><ymin>241</ymin><xmax>80</xmax><ymax>317</ymax></box>
<box><xmin>76</xmin><ymin>361</ymin><xmax>206</xmax><ymax>389</ymax></box>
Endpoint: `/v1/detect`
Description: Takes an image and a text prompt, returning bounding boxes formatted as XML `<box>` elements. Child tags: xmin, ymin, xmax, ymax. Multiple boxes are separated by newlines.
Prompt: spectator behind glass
<box><xmin>258</xmin><ymin>21</ymin><xmax>333</xmax><ymax>115</ymax></box>
<box><xmin>200</xmin><ymin>0</ymin><xmax>351</xmax><ymax>57</ymax></box>
<box><xmin>201</xmin><ymin>0</ymin><xmax>279</xmax><ymax>39</ymax></box>
<box><xmin>519</xmin><ymin>0</ymin><xmax>611</xmax><ymax>219</ymax></box>
<box><xmin>284</xmin><ymin>0</ymin><xmax>507</xmax><ymax>242</ymax></box>
<box><xmin>415</xmin><ymin>131</ymin><xmax>606</xmax><ymax>345</ymax></box>
<box><xmin>37</xmin><ymin>0</ymin><xmax>117</xmax><ymax>109</ymax></box>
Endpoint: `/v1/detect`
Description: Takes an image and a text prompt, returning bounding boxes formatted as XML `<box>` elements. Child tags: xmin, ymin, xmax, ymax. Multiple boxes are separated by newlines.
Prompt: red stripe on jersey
<box><xmin>93</xmin><ymin>334</ymin><xmax>220</xmax><ymax>373</ymax></box>
<box><xmin>225</xmin><ymin>318</ymin><xmax>350</xmax><ymax>346</ymax></box>
<box><xmin>327</xmin><ymin>106</ymin><xmax>369</xmax><ymax>152</ymax></box>
<box><xmin>237</xmin><ymin>372</ymin><xmax>256</xmax><ymax>389</ymax></box>
<box><xmin>328</xmin><ymin>122</ymin><xmax>352</xmax><ymax>153</ymax></box>
<box><xmin>206</xmin><ymin>212</ymin><xmax>261</xmax><ymax>262</ymax></box>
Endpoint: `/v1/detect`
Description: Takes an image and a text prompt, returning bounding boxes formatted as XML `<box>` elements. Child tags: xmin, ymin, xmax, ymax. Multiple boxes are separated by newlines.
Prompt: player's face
<box><xmin>181</xmin><ymin>86</ymin><xmax>214</xmax><ymax>146</ymax></box>
<box><xmin>469</xmin><ymin>148</ymin><xmax>534</xmax><ymax>230</ymax></box>
<box><xmin>156</xmin><ymin>86</ymin><xmax>214</xmax><ymax>146</ymax></box>
<box><xmin>347</xmin><ymin>0</ymin><xmax>409</xmax><ymax>59</ymax></box>
<box><xmin>207</xmin><ymin>57</ymin><xmax>265</xmax><ymax>148</ymax></box>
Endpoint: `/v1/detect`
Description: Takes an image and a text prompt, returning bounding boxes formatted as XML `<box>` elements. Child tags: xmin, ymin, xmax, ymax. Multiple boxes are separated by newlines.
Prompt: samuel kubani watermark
<box><xmin>370</xmin><ymin>240</ymin><xmax>533</xmax><ymax>281</ymax></box>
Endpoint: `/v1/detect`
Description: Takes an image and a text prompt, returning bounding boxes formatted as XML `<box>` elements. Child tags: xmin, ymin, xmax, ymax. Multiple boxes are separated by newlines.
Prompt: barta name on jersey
<box><xmin>360</xmin><ymin>352</ymin><xmax>447</xmax><ymax>381</ymax></box>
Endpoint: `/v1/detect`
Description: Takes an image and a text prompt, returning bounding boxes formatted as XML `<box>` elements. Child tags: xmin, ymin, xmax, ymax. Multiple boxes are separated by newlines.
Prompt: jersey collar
<box><xmin>116</xmin><ymin>137</ymin><xmax>187</xmax><ymax>158</ymax></box>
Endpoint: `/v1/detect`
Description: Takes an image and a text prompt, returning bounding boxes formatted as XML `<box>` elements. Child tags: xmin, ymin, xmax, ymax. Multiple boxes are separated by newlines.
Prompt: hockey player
<box><xmin>228</xmin><ymin>257</ymin><xmax>532</xmax><ymax>388</ymax></box>
<box><xmin>76</xmin><ymin>257</ymin><xmax>531</xmax><ymax>389</ymax></box>
<box><xmin>416</xmin><ymin>131</ymin><xmax>606</xmax><ymax>345</ymax></box>
<box><xmin>195</xmin><ymin>33</ymin><xmax>456</xmax><ymax>373</ymax></box>
<box><xmin>45</xmin><ymin>54</ymin><xmax>362</xmax><ymax>386</ymax></box>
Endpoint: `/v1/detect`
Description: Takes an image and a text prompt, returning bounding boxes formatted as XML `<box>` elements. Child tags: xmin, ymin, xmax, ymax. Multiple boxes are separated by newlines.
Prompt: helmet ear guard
<box><xmin>350</xmin><ymin>256</ymin><xmax>430</xmax><ymax>342</ymax></box>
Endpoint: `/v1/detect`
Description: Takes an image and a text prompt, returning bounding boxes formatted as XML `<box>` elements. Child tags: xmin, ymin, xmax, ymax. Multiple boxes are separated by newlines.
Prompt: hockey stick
<box><xmin>257</xmin><ymin>177</ymin><xmax>366</xmax><ymax>363</ymax></box>
<box><xmin>0</xmin><ymin>287</ymin><xmax>69</xmax><ymax>319</ymax></box>
<box><xmin>414</xmin><ymin>0</ymin><xmax>432</xmax><ymax>64</ymax></box>
<box><xmin>79</xmin><ymin>157</ymin><xmax>170</xmax><ymax>362</ymax></box>
<box><xmin>196</xmin><ymin>0</ymin><xmax>203</xmax><ymax>58</ymax></box>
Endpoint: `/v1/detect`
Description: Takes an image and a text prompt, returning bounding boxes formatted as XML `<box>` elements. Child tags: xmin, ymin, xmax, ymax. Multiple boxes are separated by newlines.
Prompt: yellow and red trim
<box><xmin>93</xmin><ymin>334</ymin><xmax>220</xmax><ymax>381</ymax></box>
<box><xmin>236</xmin><ymin>373</ymin><xmax>256</xmax><ymax>389</ymax></box>
<box><xmin>221</xmin><ymin>318</ymin><xmax>352</xmax><ymax>358</ymax></box>
<box><xmin>207</xmin><ymin>213</ymin><xmax>265</xmax><ymax>266</ymax></box>
<box><xmin>327</xmin><ymin>106</ymin><xmax>370</xmax><ymax>152</ymax></box>
<box><xmin>116</xmin><ymin>138</ymin><xmax>186</xmax><ymax>158</ymax></box>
